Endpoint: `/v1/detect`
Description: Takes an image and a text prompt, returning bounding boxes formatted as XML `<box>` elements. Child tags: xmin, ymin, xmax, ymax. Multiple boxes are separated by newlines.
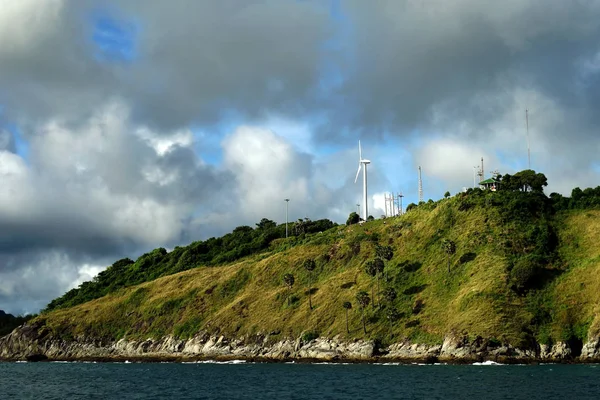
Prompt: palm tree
<box><xmin>342</xmin><ymin>301</ymin><xmax>352</xmax><ymax>333</ymax></box>
<box><xmin>283</xmin><ymin>273</ymin><xmax>295</xmax><ymax>305</ymax></box>
<box><xmin>441</xmin><ymin>239</ymin><xmax>456</xmax><ymax>273</ymax></box>
<box><xmin>373</xmin><ymin>258</ymin><xmax>385</xmax><ymax>307</ymax></box>
<box><xmin>375</xmin><ymin>245</ymin><xmax>393</xmax><ymax>281</ymax></box>
<box><xmin>386</xmin><ymin>307</ymin><xmax>401</xmax><ymax>329</ymax></box>
<box><xmin>383</xmin><ymin>287</ymin><xmax>397</xmax><ymax>304</ymax></box>
<box><xmin>364</xmin><ymin>260</ymin><xmax>377</xmax><ymax>309</ymax></box>
<box><xmin>303</xmin><ymin>259</ymin><xmax>316</xmax><ymax>310</ymax></box>
<box><xmin>355</xmin><ymin>291</ymin><xmax>370</xmax><ymax>334</ymax></box>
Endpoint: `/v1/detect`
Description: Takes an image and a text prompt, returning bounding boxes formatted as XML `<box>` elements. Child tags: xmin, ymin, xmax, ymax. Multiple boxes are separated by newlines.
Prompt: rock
<box><xmin>581</xmin><ymin>338</ymin><xmax>600</xmax><ymax>359</ymax></box>
<box><xmin>3</xmin><ymin>323</ymin><xmax>600</xmax><ymax>364</ymax></box>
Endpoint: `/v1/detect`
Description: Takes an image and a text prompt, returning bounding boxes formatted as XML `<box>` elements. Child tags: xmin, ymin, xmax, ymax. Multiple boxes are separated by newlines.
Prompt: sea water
<box><xmin>1</xmin><ymin>361</ymin><xmax>599</xmax><ymax>399</ymax></box>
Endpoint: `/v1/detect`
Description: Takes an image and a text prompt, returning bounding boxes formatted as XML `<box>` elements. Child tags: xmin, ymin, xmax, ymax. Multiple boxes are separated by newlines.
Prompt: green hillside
<box><xmin>26</xmin><ymin>171</ymin><xmax>600</xmax><ymax>351</ymax></box>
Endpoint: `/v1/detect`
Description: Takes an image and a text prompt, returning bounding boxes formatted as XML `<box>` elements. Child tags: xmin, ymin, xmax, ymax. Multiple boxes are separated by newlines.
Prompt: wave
<box><xmin>472</xmin><ymin>361</ymin><xmax>502</xmax><ymax>366</ymax></box>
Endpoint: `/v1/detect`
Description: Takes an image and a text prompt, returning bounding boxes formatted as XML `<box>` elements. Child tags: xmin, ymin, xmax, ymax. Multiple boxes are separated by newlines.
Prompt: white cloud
<box><xmin>0</xmin><ymin>0</ymin><xmax>64</xmax><ymax>56</ymax></box>
<box><xmin>222</xmin><ymin>126</ymin><xmax>312</xmax><ymax>221</ymax></box>
<box><xmin>136</xmin><ymin>127</ymin><xmax>194</xmax><ymax>156</ymax></box>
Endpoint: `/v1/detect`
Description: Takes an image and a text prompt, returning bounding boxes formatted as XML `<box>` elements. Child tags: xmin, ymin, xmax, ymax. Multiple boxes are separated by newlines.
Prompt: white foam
<box><xmin>472</xmin><ymin>360</ymin><xmax>502</xmax><ymax>366</ymax></box>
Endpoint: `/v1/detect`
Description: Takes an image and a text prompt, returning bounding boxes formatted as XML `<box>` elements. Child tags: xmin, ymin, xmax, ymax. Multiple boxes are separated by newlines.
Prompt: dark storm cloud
<box><xmin>313</xmin><ymin>0</ymin><xmax>600</xmax><ymax>142</ymax></box>
<box><xmin>0</xmin><ymin>0</ymin><xmax>330</xmax><ymax>132</ymax></box>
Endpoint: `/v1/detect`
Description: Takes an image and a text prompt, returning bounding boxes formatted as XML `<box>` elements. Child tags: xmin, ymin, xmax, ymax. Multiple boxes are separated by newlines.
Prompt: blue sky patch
<box><xmin>7</xmin><ymin>124</ymin><xmax>29</xmax><ymax>163</ymax></box>
<box><xmin>91</xmin><ymin>11</ymin><xmax>139</xmax><ymax>63</ymax></box>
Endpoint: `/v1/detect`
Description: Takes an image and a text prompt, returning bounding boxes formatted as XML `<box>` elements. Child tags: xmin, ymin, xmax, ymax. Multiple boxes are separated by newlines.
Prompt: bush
<box><xmin>509</xmin><ymin>259</ymin><xmax>539</xmax><ymax>293</ymax></box>
<box><xmin>301</xmin><ymin>331</ymin><xmax>319</xmax><ymax>343</ymax></box>
<box><xmin>346</xmin><ymin>212</ymin><xmax>360</xmax><ymax>225</ymax></box>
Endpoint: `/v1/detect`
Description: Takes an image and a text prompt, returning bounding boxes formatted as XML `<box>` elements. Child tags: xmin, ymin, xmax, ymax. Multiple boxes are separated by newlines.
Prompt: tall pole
<box><xmin>418</xmin><ymin>166</ymin><xmax>423</xmax><ymax>203</ymax></box>
<box><xmin>480</xmin><ymin>157</ymin><xmax>484</xmax><ymax>183</ymax></box>
<box><xmin>363</xmin><ymin>164</ymin><xmax>368</xmax><ymax>221</ymax></box>
<box><xmin>526</xmin><ymin>108</ymin><xmax>531</xmax><ymax>170</ymax></box>
<box><xmin>284</xmin><ymin>199</ymin><xmax>290</xmax><ymax>238</ymax></box>
<box><xmin>398</xmin><ymin>192</ymin><xmax>404</xmax><ymax>215</ymax></box>
<box><xmin>356</xmin><ymin>203</ymin><xmax>360</xmax><ymax>215</ymax></box>
<box><xmin>384</xmin><ymin>194</ymin><xmax>389</xmax><ymax>217</ymax></box>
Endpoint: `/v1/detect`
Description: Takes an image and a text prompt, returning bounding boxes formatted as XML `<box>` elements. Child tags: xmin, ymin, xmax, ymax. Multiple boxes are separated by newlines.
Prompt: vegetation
<box><xmin>45</xmin><ymin>218</ymin><xmax>337</xmax><ymax>311</ymax></box>
<box><xmin>346</xmin><ymin>212</ymin><xmax>359</xmax><ymax>226</ymax></box>
<box><xmin>441</xmin><ymin>239</ymin><xmax>456</xmax><ymax>273</ymax></box>
<box><xmin>303</xmin><ymin>259</ymin><xmax>317</xmax><ymax>310</ymax></box>
<box><xmin>18</xmin><ymin>170</ymin><xmax>600</xmax><ymax>353</ymax></box>
<box><xmin>0</xmin><ymin>311</ymin><xmax>34</xmax><ymax>336</ymax></box>
<box><xmin>283</xmin><ymin>273</ymin><xmax>295</xmax><ymax>306</ymax></box>
<box><xmin>356</xmin><ymin>291</ymin><xmax>371</xmax><ymax>334</ymax></box>
<box><xmin>342</xmin><ymin>301</ymin><xmax>352</xmax><ymax>333</ymax></box>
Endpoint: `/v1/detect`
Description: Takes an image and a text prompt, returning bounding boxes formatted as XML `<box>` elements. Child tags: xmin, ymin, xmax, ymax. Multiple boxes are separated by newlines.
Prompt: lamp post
<box><xmin>285</xmin><ymin>199</ymin><xmax>290</xmax><ymax>238</ymax></box>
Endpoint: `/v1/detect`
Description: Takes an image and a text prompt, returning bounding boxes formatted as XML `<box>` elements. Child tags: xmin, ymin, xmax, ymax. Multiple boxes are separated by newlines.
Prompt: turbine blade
<box><xmin>359</xmin><ymin>140</ymin><xmax>362</xmax><ymax>160</ymax></box>
<box><xmin>354</xmin><ymin>164</ymin><xmax>362</xmax><ymax>184</ymax></box>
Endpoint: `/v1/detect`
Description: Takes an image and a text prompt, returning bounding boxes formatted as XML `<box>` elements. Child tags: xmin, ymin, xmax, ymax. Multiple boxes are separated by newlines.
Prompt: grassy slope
<box><xmin>550</xmin><ymin>209</ymin><xmax>600</xmax><ymax>341</ymax></box>
<box><xmin>36</xmin><ymin>198</ymin><xmax>600</xmax><ymax>348</ymax></box>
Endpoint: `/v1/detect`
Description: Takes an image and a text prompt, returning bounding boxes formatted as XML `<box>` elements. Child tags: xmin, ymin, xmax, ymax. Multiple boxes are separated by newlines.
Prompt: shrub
<box><xmin>346</xmin><ymin>212</ymin><xmax>360</xmax><ymax>225</ymax></box>
<box><xmin>301</xmin><ymin>331</ymin><xmax>319</xmax><ymax>343</ymax></box>
<box><xmin>509</xmin><ymin>259</ymin><xmax>538</xmax><ymax>293</ymax></box>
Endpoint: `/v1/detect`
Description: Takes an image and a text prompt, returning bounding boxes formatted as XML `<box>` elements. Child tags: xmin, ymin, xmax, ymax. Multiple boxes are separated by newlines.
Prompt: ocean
<box><xmin>1</xmin><ymin>361</ymin><xmax>599</xmax><ymax>399</ymax></box>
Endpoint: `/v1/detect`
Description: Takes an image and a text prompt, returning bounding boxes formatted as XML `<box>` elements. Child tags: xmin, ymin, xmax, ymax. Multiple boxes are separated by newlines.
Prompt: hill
<box><xmin>0</xmin><ymin>311</ymin><xmax>33</xmax><ymax>337</ymax></box>
<box><xmin>3</xmin><ymin>170</ymin><xmax>600</xmax><ymax>362</ymax></box>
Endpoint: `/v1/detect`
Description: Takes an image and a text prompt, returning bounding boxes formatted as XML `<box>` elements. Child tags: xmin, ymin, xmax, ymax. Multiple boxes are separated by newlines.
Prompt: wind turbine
<box><xmin>354</xmin><ymin>140</ymin><xmax>371</xmax><ymax>222</ymax></box>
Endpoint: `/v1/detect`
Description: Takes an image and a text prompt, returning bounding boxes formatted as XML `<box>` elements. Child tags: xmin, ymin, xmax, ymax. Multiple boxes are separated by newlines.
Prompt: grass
<box><xmin>32</xmin><ymin>196</ymin><xmax>600</xmax><ymax>348</ymax></box>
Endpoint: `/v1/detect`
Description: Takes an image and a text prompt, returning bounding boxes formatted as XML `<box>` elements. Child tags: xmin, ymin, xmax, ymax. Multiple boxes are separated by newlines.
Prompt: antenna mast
<box><xmin>526</xmin><ymin>108</ymin><xmax>531</xmax><ymax>170</ymax></box>
<box><xmin>477</xmin><ymin>157</ymin><xmax>484</xmax><ymax>184</ymax></box>
<box><xmin>398</xmin><ymin>192</ymin><xmax>404</xmax><ymax>215</ymax></box>
<box><xmin>418</xmin><ymin>166</ymin><xmax>423</xmax><ymax>203</ymax></box>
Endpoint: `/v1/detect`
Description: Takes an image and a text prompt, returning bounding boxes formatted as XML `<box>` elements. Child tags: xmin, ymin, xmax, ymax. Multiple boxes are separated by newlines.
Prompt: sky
<box><xmin>2</xmin><ymin>0</ymin><xmax>600</xmax><ymax>314</ymax></box>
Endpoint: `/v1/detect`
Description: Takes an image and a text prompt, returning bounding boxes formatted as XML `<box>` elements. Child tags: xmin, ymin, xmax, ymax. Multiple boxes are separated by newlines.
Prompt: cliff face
<box><xmin>2</xmin><ymin>322</ymin><xmax>600</xmax><ymax>364</ymax></box>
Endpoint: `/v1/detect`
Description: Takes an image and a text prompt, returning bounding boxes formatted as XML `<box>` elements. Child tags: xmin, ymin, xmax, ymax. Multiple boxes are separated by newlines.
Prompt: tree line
<box><xmin>45</xmin><ymin>218</ymin><xmax>337</xmax><ymax>312</ymax></box>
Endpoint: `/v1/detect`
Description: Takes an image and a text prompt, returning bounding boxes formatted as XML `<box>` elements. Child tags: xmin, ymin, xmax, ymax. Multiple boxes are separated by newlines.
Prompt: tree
<box><xmin>375</xmin><ymin>245</ymin><xmax>393</xmax><ymax>261</ymax></box>
<box><xmin>346</xmin><ymin>212</ymin><xmax>360</xmax><ymax>226</ymax></box>
<box><xmin>383</xmin><ymin>287</ymin><xmax>397</xmax><ymax>303</ymax></box>
<box><xmin>367</xmin><ymin>215</ymin><xmax>375</xmax><ymax>221</ymax></box>
<box><xmin>406</xmin><ymin>203</ymin><xmax>417</xmax><ymax>212</ymax></box>
<box><xmin>283</xmin><ymin>273</ymin><xmax>295</xmax><ymax>305</ymax></box>
<box><xmin>303</xmin><ymin>259</ymin><xmax>317</xmax><ymax>310</ymax></box>
<box><xmin>441</xmin><ymin>239</ymin><xmax>456</xmax><ymax>273</ymax></box>
<box><xmin>255</xmin><ymin>218</ymin><xmax>276</xmax><ymax>230</ymax></box>
<box><xmin>373</xmin><ymin>258</ymin><xmax>385</xmax><ymax>306</ymax></box>
<box><xmin>294</xmin><ymin>219</ymin><xmax>307</xmax><ymax>235</ymax></box>
<box><xmin>375</xmin><ymin>245</ymin><xmax>394</xmax><ymax>282</ymax></box>
<box><xmin>342</xmin><ymin>301</ymin><xmax>352</xmax><ymax>333</ymax></box>
<box><xmin>502</xmin><ymin>170</ymin><xmax>548</xmax><ymax>193</ymax></box>
<box><xmin>444</xmin><ymin>191</ymin><xmax>451</xmax><ymax>198</ymax></box>
<box><xmin>386</xmin><ymin>308</ymin><xmax>401</xmax><ymax>329</ymax></box>
<box><xmin>363</xmin><ymin>260</ymin><xmax>378</xmax><ymax>309</ymax></box>
<box><xmin>355</xmin><ymin>291</ymin><xmax>370</xmax><ymax>334</ymax></box>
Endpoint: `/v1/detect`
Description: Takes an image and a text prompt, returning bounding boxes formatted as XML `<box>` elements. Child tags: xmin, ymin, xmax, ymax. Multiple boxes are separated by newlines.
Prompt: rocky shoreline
<box><xmin>2</xmin><ymin>323</ymin><xmax>600</xmax><ymax>364</ymax></box>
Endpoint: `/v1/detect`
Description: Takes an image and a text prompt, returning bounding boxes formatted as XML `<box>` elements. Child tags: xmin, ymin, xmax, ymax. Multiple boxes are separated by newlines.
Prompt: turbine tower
<box><xmin>354</xmin><ymin>140</ymin><xmax>371</xmax><ymax>221</ymax></box>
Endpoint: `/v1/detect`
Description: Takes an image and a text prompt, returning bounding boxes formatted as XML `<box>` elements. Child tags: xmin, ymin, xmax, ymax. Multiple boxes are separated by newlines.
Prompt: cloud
<box><xmin>0</xmin><ymin>102</ymin><xmax>235</xmax><ymax>314</ymax></box>
<box><xmin>323</xmin><ymin>0</ymin><xmax>600</xmax><ymax>137</ymax></box>
<box><xmin>0</xmin><ymin>0</ymin><xmax>331</xmax><ymax>132</ymax></box>
<box><xmin>3</xmin><ymin>0</ymin><xmax>600</xmax><ymax>314</ymax></box>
